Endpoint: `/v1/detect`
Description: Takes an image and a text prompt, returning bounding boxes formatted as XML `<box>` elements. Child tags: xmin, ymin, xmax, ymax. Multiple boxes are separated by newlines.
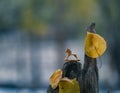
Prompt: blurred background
<box><xmin>0</xmin><ymin>0</ymin><xmax>120</xmax><ymax>93</ymax></box>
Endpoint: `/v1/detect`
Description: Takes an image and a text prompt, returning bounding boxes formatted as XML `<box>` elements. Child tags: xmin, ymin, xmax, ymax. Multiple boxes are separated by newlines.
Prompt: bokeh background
<box><xmin>0</xmin><ymin>0</ymin><xmax>120</xmax><ymax>93</ymax></box>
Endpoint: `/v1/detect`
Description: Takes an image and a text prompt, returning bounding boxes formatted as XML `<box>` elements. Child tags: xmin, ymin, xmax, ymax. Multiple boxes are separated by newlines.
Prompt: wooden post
<box><xmin>82</xmin><ymin>55</ymin><xmax>99</xmax><ymax>93</ymax></box>
<box><xmin>82</xmin><ymin>23</ymin><xmax>99</xmax><ymax>93</ymax></box>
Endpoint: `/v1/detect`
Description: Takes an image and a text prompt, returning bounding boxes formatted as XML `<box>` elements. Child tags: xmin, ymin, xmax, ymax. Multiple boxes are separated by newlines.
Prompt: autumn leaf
<box><xmin>49</xmin><ymin>69</ymin><xmax>63</xmax><ymax>89</ymax></box>
<box><xmin>59</xmin><ymin>78</ymin><xmax>80</xmax><ymax>93</ymax></box>
<box><xmin>84</xmin><ymin>32</ymin><xmax>107</xmax><ymax>58</ymax></box>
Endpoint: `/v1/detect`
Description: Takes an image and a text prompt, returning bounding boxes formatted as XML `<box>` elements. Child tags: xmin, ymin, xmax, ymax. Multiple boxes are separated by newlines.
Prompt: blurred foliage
<box><xmin>0</xmin><ymin>0</ymin><xmax>103</xmax><ymax>38</ymax></box>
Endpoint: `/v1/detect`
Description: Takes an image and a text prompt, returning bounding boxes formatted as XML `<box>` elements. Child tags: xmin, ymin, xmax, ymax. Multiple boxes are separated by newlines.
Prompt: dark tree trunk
<box><xmin>62</xmin><ymin>62</ymin><xmax>82</xmax><ymax>79</ymax></box>
<box><xmin>82</xmin><ymin>55</ymin><xmax>99</xmax><ymax>93</ymax></box>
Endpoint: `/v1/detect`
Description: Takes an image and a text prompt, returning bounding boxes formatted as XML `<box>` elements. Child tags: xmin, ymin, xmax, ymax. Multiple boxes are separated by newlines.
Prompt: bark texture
<box><xmin>82</xmin><ymin>55</ymin><xmax>99</xmax><ymax>93</ymax></box>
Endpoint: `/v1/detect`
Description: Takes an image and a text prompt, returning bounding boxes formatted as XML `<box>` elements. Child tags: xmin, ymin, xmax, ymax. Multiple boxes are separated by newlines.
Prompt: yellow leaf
<box><xmin>49</xmin><ymin>69</ymin><xmax>63</xmax><ymax>89</ymax></box>
<box><xmin>59</xmin><ymin>78</ymin><xmax>80</xmax><ymax>93</ymax></box>
<box><xmin>84</xmin><ymin>32</ymin><xmax>107</xmax><ymax>58</ymax></box>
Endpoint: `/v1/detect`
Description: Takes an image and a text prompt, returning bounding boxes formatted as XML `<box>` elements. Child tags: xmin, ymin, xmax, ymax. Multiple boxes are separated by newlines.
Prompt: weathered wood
<box><xmin>47</xmin><ymin>58</ymin><xmax>99</xmax><ymax>93</ymax></box>
<box><xmin>62</xmin><ymin>62</ymin><xmax>82</xmax><ymax>93</ymax></box>
<box><xmin>82</xmin><ymin>54</ymin><xmax>99</xmax><ymax>93</ymax></box>
<box><xmin>47</xmin><ymin>62</ymin><xmax>82</xmax><ymax>93</ymax></box>
<box><xmin>47</xmin><ymin>22</ymin><xmax>99</xmax><ymax>93</ymax></box>
<box><xmin>62</xmin><ymin>62</ymin><xmax>82</xmax><ymax>79</ymax></box>
<box><xmin>81</xmin><ymin>22</ymin><xmax>99</xmax><ymax>93</ymax></box>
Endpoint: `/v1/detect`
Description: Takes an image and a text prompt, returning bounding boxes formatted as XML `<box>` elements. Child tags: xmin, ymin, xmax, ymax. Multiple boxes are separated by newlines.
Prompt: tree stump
<box><xmin>62</xmin><ymin>61</ymin><xmax>82</xmax><ymax>91</ymax></box>
<box><xmin>82</xmin><ymin>55</ymin><xmax>99</xmax><ymax>93</ymax></box>
<box><xmin>82</xmin><ymin>22</ymin><xmax>99</xmax><ymax>93</ymax></box>
<box><xmin>47</xmin><ymin>57</ymin><xmax>98</xmax><ymax>93</ymax></box>
<box><xmin>47</xmin><ymin>61</ymin><xmax>82</xmax><ymax>93</ymax></box>
<box><xmin>62</xmin><ymin>62</ymin><xmax>82</xmax><ymax>79</ymax></box>
<box><xmin>47</xmin><ymin>23</ymin><xmax>102</xmax><ymax>93</ymax></box>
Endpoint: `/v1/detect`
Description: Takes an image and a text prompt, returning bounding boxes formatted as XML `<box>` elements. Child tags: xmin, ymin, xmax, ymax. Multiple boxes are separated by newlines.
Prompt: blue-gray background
<box><xmin>0</xmin><ymin>0</ymin><xmax>120</xmax><ymax>93</ymax></box>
